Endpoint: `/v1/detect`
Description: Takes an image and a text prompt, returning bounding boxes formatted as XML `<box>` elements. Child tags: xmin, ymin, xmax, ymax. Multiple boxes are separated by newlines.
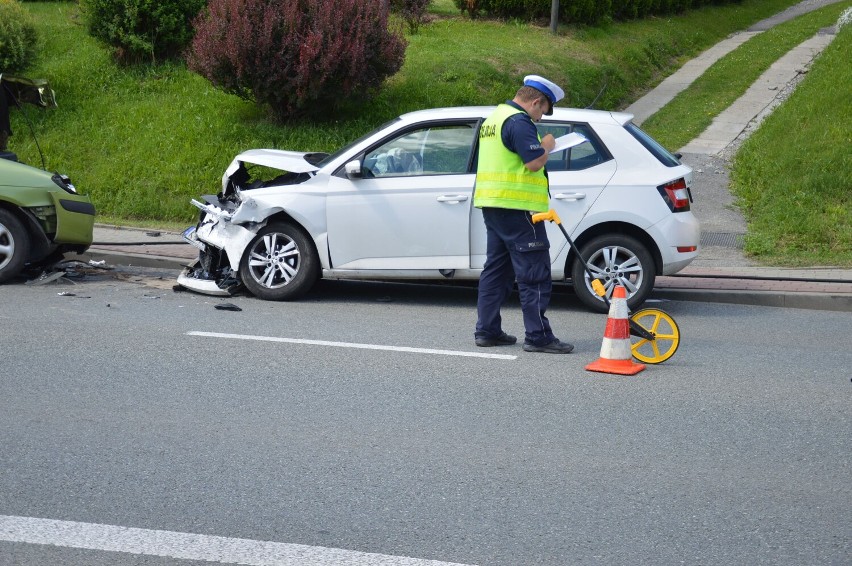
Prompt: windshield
<box><xmin>315</xmin><ymin>117</ymin><xmax>402</xmax><ymax>169</ymax></box>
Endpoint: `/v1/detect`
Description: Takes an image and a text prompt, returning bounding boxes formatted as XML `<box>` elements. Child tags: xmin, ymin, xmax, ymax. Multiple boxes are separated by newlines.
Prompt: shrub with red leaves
<box><xmin>188</xmin><ymin>0</ymin><xmax>407</xmax><ymax>121</ymax></box>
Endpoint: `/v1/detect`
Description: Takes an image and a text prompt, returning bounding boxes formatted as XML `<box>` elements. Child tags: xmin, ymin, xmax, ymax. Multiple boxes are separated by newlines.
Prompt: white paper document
<box><xmin>550</xmin><ymin>132</ymin><xmax>587</xmax><ymax>154</ymax></box>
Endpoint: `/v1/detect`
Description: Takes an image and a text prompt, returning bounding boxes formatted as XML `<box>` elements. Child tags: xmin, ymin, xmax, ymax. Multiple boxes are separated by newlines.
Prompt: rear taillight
<box><xmin>657</xmin><ymin>178</ymin><xmax>691</xmax><ymax>212</ymax></box>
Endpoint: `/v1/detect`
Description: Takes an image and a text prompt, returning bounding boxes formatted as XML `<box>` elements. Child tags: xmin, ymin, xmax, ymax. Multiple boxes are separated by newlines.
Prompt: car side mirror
<box><xmin>345</xmin><ymin>160</ymin><xmax>363</xmax><ymax>179</ymax></box>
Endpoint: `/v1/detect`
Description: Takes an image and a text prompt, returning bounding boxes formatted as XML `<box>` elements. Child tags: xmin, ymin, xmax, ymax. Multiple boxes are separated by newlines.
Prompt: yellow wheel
<box><xmin>630</xmin><ymin>308</ymin><xmax>680</xmax><ymax>364</ymax></box>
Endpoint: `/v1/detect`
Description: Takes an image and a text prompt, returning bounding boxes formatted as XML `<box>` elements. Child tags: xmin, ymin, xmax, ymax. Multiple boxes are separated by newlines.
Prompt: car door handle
<box><xmin>436</xmin><ymin>195</ymin><xmax>469</xmax><ymax>203</ymax></box>
<box><xmin>553</xmin><ymin>192</ymin><xmax>586</xmax><ymax>201</ymax></box>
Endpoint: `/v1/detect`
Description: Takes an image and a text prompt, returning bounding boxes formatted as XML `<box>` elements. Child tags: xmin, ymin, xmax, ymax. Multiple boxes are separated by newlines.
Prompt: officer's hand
<box><xmin>541</xmin><ymin>133</ymin><xmax>556</xmax><ymax>153</ymax></box>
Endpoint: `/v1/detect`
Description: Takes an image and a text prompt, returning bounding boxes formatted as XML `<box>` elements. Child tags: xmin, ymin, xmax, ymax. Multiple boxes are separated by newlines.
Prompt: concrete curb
<box><xmin>652</xmin><ymin>288</ymin><xmax>852</xmax><ymax>312</ymax></box>
<box><xmin>79</xmin><ymin>244</ymin><xmax>852</xmax><ymax>312</ymax></box>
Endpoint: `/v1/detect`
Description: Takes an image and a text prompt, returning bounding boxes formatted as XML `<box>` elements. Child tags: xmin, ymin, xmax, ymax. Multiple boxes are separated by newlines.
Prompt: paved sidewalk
<box><xmin>678</xmin><ymin>29</ymin><xmax>837</xmax><ymax>154</ymax></box>
<box><xmin>84</xmin><ymin>224</ymin><xmax>196</xmax><ymax>267</ymax></box>
<box><xmin>78</xmin><ymin>0</ymin><xmax>852</xmax><ymax>312</ymax></box>
<box><xmin>655</xmin><ymin>267</ymin><xmax>852</xmax><ymax>311</ymax></box>
<box><xmin>625</xmin><ymin>32</ymin><xmax>761</xmax><ymax>126</ymax></box>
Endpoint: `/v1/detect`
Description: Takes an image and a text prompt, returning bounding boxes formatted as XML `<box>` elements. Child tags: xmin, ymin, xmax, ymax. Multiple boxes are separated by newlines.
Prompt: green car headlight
<box><xmin>51</xmin><ymin>173</ymin><xmax>77</xmax><ymax>194</ymax></box>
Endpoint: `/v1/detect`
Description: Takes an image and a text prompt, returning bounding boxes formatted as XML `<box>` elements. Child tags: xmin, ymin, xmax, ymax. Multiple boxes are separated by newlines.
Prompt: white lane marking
<box><xmin>187</xmin><ymin>331</ymin><xmax>517</xmax><ymax>360</ymax></box>
<box><xmin>0</xmin><ymin>515</ymin><xmax>476</xmax><ymax>566</ymax></box>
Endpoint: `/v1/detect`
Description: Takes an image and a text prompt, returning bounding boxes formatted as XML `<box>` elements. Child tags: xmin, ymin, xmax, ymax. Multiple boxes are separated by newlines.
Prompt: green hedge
<box><xmin>455</xmin><ymin>0</ymin><xmax>743</xmax><ymax>24</ymax></box>
<box><xmin>0</xmin><ymin>0</ymin><xmax>38</xmax><ymax>72</ymax></box>
<box><xmin>79</xmin><ymin>0</ymin><xmax>206</xmax><ymax>64</ymax></box>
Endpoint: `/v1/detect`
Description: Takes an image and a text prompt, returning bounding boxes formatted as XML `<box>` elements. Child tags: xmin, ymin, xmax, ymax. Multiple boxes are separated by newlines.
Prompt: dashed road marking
<box><xmin>0</xmin><ymin>515</ymin><xmax>476</xmax><ymax>566</ymax></box>
<box><xmin>187</xmin><ymin>331</ymin><xmax>517</xmax><ymax>360</ymax></box>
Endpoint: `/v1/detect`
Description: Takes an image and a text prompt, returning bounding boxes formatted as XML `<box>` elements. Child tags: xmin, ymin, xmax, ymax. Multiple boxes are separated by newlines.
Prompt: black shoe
<box><xmin>475</xmin><ymin>332</ymin><xmax>517</xmax><ymax>347</ymax></box>
<box><xmin>523</xmin><ymin>339</ymin><xmax>574</xmax><ymax>354</ymax></box>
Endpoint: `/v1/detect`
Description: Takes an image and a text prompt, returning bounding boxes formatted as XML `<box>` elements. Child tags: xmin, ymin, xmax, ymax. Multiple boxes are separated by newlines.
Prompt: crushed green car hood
<box><xmin>0</xmin><ymin>158</ymin><xmax>58</xmax><ymax>206</ymax></box>
<box><xmin>0</xmin><ymin>74</ymin><xmax>57</xmax><ymax>108</ymax></box>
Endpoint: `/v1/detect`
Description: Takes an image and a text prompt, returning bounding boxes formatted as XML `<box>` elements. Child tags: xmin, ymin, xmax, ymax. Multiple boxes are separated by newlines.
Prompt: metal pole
<box><xmin>550</xmin><ymin>0</ymin><xmax>559</xmax><ymax>34</ymax></box>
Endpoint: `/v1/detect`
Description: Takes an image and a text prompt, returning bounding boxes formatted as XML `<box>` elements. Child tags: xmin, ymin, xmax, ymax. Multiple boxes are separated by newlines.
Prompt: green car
<box><xmin>0</xmin><ymin>75</ymin><xmax>95</xmax><ymax>283</ymax></box>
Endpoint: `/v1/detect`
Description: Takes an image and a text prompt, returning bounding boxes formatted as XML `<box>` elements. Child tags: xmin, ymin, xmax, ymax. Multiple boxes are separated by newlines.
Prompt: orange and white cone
<box><xmin>585</xmin><ymin>285</ymin><xmax>646</xmax><ymax>376</ymax></box>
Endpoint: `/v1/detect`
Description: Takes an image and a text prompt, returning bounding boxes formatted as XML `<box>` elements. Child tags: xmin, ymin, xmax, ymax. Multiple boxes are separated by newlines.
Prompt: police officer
<box><xmin>473</xmin><ymin>75</ymin><xmax>573</xmax><ymax>354</ymax></box>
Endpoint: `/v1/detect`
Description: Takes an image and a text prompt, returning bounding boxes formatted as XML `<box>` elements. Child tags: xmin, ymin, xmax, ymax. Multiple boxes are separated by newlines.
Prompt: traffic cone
<box><xmin>585</xmin><ymin>285</ymin><xmax>646</xmax><ymax>376</ymax></box>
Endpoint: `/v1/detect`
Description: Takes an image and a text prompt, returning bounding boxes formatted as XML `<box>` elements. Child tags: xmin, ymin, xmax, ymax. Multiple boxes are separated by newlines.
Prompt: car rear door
<box><xmin>469</xmin><ymin>121</ymin><xmax>616</xmax><ymax>268</ymax></box>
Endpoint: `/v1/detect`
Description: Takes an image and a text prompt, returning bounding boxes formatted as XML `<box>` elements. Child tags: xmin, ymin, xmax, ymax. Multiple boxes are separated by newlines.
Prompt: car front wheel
<box><xmin>0</xmin><ymin>208</ymin><xmax>29</xmax><ymax>283</ymax></box>
<box><xmin>571</xmin><ymin>234</ymin><xmax>656</xmax><ymax>313</ymax></box>
<box><xmin>239</xmin><ymin>222</ymin><xmax>319</xmax><ymax>300</ymax></box>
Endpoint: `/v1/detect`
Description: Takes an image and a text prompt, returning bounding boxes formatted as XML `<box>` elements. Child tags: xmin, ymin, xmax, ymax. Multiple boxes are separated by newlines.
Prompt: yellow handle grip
<box><xmin>530</xmin><ymin>209</ymin><xmax>561</xmax><ymax>225</ymax></box>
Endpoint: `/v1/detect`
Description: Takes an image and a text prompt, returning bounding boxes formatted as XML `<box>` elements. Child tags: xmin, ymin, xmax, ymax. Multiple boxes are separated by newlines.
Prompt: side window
<box><xmin>568</xmin><ymin>124</ymin><xmax>606</xmax><ymax>171</ymax></box>
<box><xmin>538</xmin><ymin>123</ymin><xmax>609</xmax><ymax>172</ymax></box>
<box><xmin>421</xmin><ymin>125</ymin><xmax>476</xmax><ymax>174</ymax></box>
<box><xmin>539</xmin><ymin>124</ymin><xmax>572</xmax><ymax>172</ymax></box>
<box><xmin>364</xmin><ymin>124</ymin><xmax>476</xmax><ymax>178</ymax></box>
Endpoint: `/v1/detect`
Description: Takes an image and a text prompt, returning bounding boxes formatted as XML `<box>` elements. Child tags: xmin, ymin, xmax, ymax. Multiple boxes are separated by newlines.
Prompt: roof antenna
<box><xmin>585</xmin><ymin>75</ymin><xmax>609</xmax><ymax>110</ymax></box>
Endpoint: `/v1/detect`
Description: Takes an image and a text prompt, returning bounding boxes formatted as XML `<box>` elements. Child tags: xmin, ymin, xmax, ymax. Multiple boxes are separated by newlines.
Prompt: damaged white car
<box><xmin>177</xmin><ymin>107</ymin><xmax>699</xmax><ymax>312</ymax></box>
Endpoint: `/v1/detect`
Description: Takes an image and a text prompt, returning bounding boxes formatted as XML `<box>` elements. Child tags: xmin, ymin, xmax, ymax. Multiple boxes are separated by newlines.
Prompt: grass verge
<box><xmin>730</xmin><ymin>20</ymin><xmax>851</xmax><ymax>266</ymax></box>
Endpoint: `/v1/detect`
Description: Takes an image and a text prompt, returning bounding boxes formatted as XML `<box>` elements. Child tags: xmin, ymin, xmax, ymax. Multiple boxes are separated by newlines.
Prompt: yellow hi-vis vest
<box><xmin>473</xmin><ymin>104</ymin><xmax>550</xmax><ymax>212</ymax></box>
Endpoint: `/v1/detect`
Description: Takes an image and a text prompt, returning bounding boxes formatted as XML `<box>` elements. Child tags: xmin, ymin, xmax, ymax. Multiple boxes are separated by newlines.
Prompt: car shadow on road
<box><xmin>304</xmin><ymin>278</ymin><xmax>589</xmax><ymax>312</ymax></box>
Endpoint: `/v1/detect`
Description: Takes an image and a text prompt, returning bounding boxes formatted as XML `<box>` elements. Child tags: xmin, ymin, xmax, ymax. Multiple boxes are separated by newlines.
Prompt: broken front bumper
<box><xmin>175</xmin><ymin>197</ymin><xmax>267</xmax><ymax>297</ymax></box>
<box><xmin>176</xmin><ymin>225</ymin><xmax>238</xmax><ymax>296</ymax></box>
<box><xmin>176</xmin><ymin>267</ymin><xmax>233</xmax><ymax>296</ymax></box>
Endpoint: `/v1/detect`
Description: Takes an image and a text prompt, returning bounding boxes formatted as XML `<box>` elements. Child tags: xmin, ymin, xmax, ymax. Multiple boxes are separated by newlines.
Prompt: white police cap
<box><xmin>523</xmin><ymin>75</ymin><xmax>564</xmax><ymax>115</ymax></box>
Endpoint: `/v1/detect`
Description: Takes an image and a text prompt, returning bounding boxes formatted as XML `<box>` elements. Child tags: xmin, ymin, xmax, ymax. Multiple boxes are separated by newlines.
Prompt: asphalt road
<box><xmin>1</xmin><ymin>268</ymin><xmax>850</xmax><ymax>565</ymax></box>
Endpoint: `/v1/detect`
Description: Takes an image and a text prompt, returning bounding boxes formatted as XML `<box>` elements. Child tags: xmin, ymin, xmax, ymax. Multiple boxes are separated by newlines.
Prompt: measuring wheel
<box><xmin>629</xmin><ymin>308</ymin><xmax>680</xmax><ymax>364</ymax></box>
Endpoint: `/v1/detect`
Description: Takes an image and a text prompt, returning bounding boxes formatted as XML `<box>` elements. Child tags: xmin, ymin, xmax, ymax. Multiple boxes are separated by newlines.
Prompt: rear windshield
<box><xmin>624</xmin><ymin>123</ymin><xmax>681</xmax><ymax>167</ymax></box>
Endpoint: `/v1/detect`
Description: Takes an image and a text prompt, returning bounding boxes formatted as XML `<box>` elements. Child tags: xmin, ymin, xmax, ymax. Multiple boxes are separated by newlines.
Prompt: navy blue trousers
<box><xmin>475</xmin><ymin>207</ymin><xmax>555</xmax><ymax>346</ymax></box>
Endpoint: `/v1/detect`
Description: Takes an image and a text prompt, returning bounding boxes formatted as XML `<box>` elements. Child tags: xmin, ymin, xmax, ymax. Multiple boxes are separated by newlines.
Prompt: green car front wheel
<box><xmin>0</xmin><ymin>208</ymin><xmax>29</xmax><ymax>283</ymax></box>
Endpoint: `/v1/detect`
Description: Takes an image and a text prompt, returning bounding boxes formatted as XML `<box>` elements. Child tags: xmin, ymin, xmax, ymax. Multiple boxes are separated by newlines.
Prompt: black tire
<box><xmin>571</xmin><ymin>234</ymin><xmax>656</xmax><ymax>313</ymax></box>
<box><xmin>239</xmin><ymin>222</ymin><xmax>319</xmax><ymax>301</ymax></box>
<box><xmin>0</xmin><ymin>208</ymin><xmax>29</xmax><ymax>284</ymax></box>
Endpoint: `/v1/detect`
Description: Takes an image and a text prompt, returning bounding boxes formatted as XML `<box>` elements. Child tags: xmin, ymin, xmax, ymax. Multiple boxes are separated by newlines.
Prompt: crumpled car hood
<box><xmin>224</xmin><ymin>149</ymin><xmax>320</xmax><ymax>178</ymax></box>
<box><xmin>0</xmin><ymin>74</ymin><xmax>57</xmax><ymax>108</ymax></box>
